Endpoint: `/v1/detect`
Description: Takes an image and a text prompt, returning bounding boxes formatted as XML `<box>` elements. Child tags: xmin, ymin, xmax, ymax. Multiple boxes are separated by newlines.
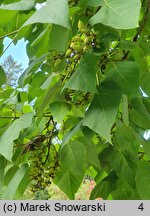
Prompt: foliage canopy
<box><xmin>0</xmin><ymin>0</ymin><xmax>150</xmax><ymax>200</ymax></box>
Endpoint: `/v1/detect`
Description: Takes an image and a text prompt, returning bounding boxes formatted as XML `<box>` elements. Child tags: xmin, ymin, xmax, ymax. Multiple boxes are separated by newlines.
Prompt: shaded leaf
<box><xmin>49</xmin><ymin>102</ymin><xmax>70</xmax><ymax>123</ymax></box>
<box><xmin>136</xmin><ymin>161</ymin><xmax>150</xmax><ymax>199</ymax></box>
<box><xmin>0</xmin><ymin>66</ymin><xmax>6</xmax><ymax>87</ymax></box>
<box><xmin>64</xmin><ymin>53</ymin><xmax>98</xmax><ymax>93</ymax></box>
<box><xmin>105</xmin><ymin>61</ymin><xmax>140</xmax><ymax>97</ymax></box>
<box><xmin>0</xmin><ymin>113</ymin><xmax>33</xmax><ymax>161</ymax></box>
<box><xmin>60</xmin><ymin>140</ymin><xmax>87</xmax><ymax>172</ymax></box>
<box><xmin>116</xmin><ymin>122</ymin><xmax>140</xmax><ymax>154</ymax></box>
<box><xmin>2</xmin><ymin>164</ymin><xmax>28</xmax><ymax>200</ymax></box>
<box><xmin>140</xmin><ymin>72</ymin><xmax>150</xmax><ymax>97</ymax></box>
<box><xmin>83</xmin><ymin>81</ymin><xmax>122</xmax><ymax>142</ymax></box>
<box><xmin>62</xmin><ymin>121</ymin><xmax>83</xmax><ymax>146</ymax></box>
<box><xmin>108</xmin><ymin>149</ymin><xmax>136</xmax><ymax>187</ymax></box>
<box><xmin>55</xmin><ymin>171</ymin><xmax>83</xmax><ymax>199</ymax></box>
<box><xmin>49</xmin><ymin>24</ymin><xmax>69</xmax><ymax>52</ymax></box>
<box><xmin>90</xmin><ymin>171</ymin><xmax>117</xmax><ymax>199</ymax></box>
<box><xmin>4</xmin><ymin>165</ymin><xmax>18</xmax><ymax>186</ymax></box>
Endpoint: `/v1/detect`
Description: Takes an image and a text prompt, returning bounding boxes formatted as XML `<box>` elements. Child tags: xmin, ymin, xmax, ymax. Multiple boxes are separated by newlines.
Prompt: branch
<box><xmin>3</xmin><ymin>34</ymin><xmax>18</xmax><ymax>55</ymax></box>
<box><xmin>0</xmin><ymin>30</ymin><xmax>19</xmax><ymax>41</ymax></box>
<box><xmin>0</xmin><ymin>115</ymin><xmax>52</xmax><ymax>119</ymax></box>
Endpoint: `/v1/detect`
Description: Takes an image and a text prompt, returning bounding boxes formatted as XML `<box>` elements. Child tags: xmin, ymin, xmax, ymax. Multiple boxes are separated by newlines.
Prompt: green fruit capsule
<box><xmin>70</xmin><ymin>42</ymin><xmax>76</xmax><ymax>49</ymax></box>
<box><xmin>83</xmin><ymin>46</ymin><xmax>89</xmax><ymax>52</ymax></box>
<box><xmin>65</xmin><ymin>49</ymin><xmax>72</xmax><ymax>57</ymax></box>
<box><xmin>74</xmin><ymin>54</ymin><xmax>80</xmax><ymax>60</ymax></box>
<box><xmin>73</xmin><ymin>36</ymin><xmax>83</xmax><ymax>42</ymax></box>
<box><xmin>84</xmin><ymin>37</ymin><xmax>92</xmax><ymax>44</ymax></box>
<box><xmin>54</xmin><ymin>58</ymin><xmax>62</xmax><ymax>67</ymax></box>
<box><xmin>78</xmin><ymin>20</ymin><xmax>86</xmax><ymax>30</ymax></box>
<box><xmin>96</xmin><ymin>45</ymin><xmax>100</xmax><ymax>49</ymax></box>
<box><xmin>72</xmin><ymin>45</ymin><xmax>82</xmax><ymax>53</ymax></box>
<box><xmin>80</xmin><ymin>28</ymin><xmax>89</xmax><ymax>34</ymax></box>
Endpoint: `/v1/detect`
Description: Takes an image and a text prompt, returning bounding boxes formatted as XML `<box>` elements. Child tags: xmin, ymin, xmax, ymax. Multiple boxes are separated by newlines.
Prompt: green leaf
<box><xmin>105</xmin><ymin>61</ymin><xmax>140</xmax><ymax>97</ymax></box>
<box><xmin>49</xmin><ymin>24</ymin><xmax>69</xmax><ymax>52</ymax></box>
<box><xmin>2</xmin><ymin>164</ymin><xmax>28</xmax><ymax>200</ymax></box>
<box><xmin>31</xmin><ymin>25</ymin><xmax>51</xmax><ymax>57</ymax></box>
<box><xmin>4</xmin><ymin>165</ymin><xmax>18</xmax><ymax>186</ymax></box>
<box><xmin>0</xmin><ymin>113</ymin><xmax>33</xmax><ymax>161</ymax></box>
<box><xmin>64</xmin><ymin>53</ymin><xmax>98</xmax><ymax>93</ymax></box>
<box><xmin>14</xmin><ymin>169</ymin><xmax>31</xmax><ymax>199</ymax></box>
<box><xmin>140</xmin><ymin>72</ymin><xmax>150</xmax><ymax>97</ymax></box>
<box><xmin>62</xmin><ymin>120</ymin><xmax>83</xmax><ymax>146</ymax></box>
<box><xmin>131</xmin><ymin>98</ymin><xmax>150</xmax><ymax>124</ymax></box>
<box><xmin>136</xmin><ymin>161</ymin><xmax>150</xmax><ymax>199</ymax></box>
<box><xmin>18</xmin><ymin>54</ymin><xmax>47</xmax><ymax>87</ymax></box>
<box><xmin>143</xmin><ymin>140</ymin><xmax>150</xmax><ymax>159</ymax></box>
<box><xmin>112</xmin><ymin>179</ymin><xmax>138</xmax><ymax>200</ymax></box>
<box><xmin>90</xmin><ymin>171</ymin><xmax>117</xmax><ymax>199</ymax></box>
<box><xmin>87</xmin><ymin>0</ymin><xmax>103</xmax><ymax>7</ymax></box>
<box><xmin>60</xmin><ymin>140</ymin><xmax>87</xmax><ymax>172</ymax></box>
<box><xmin>0</xmin><ymin>10</ymin><xmax>17</xmax><ymax>27</ymax></box>
<box><xmin>49</xmin><ymin>102</ymin><xmax>70</xmax><ymax>123</ymax></box>
<box><xmin>36</xmin><ymin>78</ymin><xmax>61</xmax><ymax>124</ymax></box>
<box><xmin>0</xmin><ymin>66</ymin><xmax>6</xmax><ymax>87</ymax></box>
<box><xmin>0</xmin><ymin>156</ymin><xmax>7</xmax><ymax>187</ymax></box>
<box><xmin>122</xmin><ymin>95</ymin><xmax>129</xmax><ymax>126</ymax></box>
<box><xmin>55</xmin><ymin>140</ymin><xmax>86</xmax><ymax>199</ymax></box>
<box><xmin>55</xmin><ymin>171</ymin><xmax>83</xmax><ymax>199</ymax></box>
<box><xmin>83</xmin><ymin>81</ymin><xmax>122</xmax><ymax>142</ymax></box>
<box><xmin>116</xmin><ymin>122</ymin><xmax>140</xmax><ymax>154</ymax></box>
<box><xmin>23</xmin><ymin>0</ymin><xmax>70</xmax><ymax>28</ymax></box>
<box><xmin>89</xmin><ymin>0</ymin><xmax>141</xmax><ymax>29</ymax></box>
<box><xmin>0</xmin><ymin>0</ymin><xmax>34</xmax><ymax>10</ymax></box>
<box><xmin>130</xmin><ymin>109</ymin><xmax>150</xmax><ymax>130</ymax></box>
<box><xmin>77</xmin><ymin>136</ymin><xmax>100</xmax><ymax>169</ymax></box>
<box><xmin>108</xmin><ymin>149</ymin><xmax>136</xmax><ymax>187</ymax></box>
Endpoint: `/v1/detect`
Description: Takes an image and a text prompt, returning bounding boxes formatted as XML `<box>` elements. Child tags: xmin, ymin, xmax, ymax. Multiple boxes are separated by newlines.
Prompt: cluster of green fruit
<box><xmin>63</xmin><ymin>20</ymin><xmax>100</xmax><ymax>81</ymax></box>
<box><xmin>29</xmin><ymin>140</ymin><xmax>59</xmax><ymax>192</ymax></box>
<box><xmin>50</xmin><ymin>50</ymin><xmax>64</xmax><ymax>69</ymax></box>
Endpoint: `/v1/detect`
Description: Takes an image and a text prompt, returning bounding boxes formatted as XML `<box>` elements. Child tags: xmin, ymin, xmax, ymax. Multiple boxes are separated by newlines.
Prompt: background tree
<box><xmin>1</xmin><ymin>55</ymin><xmax>23</xmax><ymax>87</ymax></box>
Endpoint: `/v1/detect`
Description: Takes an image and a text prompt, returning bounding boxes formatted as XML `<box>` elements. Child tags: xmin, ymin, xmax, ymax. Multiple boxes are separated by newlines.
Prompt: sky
<box><xmin>0</xmin><ymin>37</ymin><xmax>29</xmax><ymax>69</ymax></box>
<box><xmin>0</xmin><ymin>3</ymin><xmax>45</xmax><ymax>70</ymax></box>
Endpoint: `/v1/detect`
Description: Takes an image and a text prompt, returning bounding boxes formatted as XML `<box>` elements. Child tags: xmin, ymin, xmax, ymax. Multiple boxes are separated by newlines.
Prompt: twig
<box><xmin>0</xmin><ymin>115</ymin><xmax>52</xmax><ymax>119</ymax></box>
<box><xmin>0</xmin><ymin>30</ymin><xmax>19</xmax><ymax>41</ymax></box>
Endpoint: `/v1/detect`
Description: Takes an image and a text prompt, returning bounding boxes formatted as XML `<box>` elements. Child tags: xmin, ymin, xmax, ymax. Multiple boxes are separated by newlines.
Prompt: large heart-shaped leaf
<box><xmin>55</xmin><ymin>170</ymin><xmax>83</xmax><ymax>199</ymax></box>
<box><xmin>105</xmin><ymin>61</ymin><xmax>140</xmax><ymax>97</ymax></box>
<box><xmin>23</xmin><ymin>0</ymin><xmax>70</xmax><ymax>28</ymax></box>
<box><xmin>89</xmin><ymin>0</ymin><xmax>141</xmax><ymax>29</ymax></box>
<box><xmin>83</xmin><ymin>81</ymin><xmax>122</xmax><ymax>142</ymax></box>
<box><xmin>55</xmin><ymin>140</ymin><xmax>86</xmax><ymax>199</ymax></box>
<box><xmin>64</xmin><ymin>53</ymin><xmax>98</xmax><ymax>93</ymax></box>
<box><xmin>108</xmin><ymin>149</ymin><xmax>136</xmax><ymax>187</ymax></box>
<box><xmin>60</xmin><ymin>141</ymin><xmax>87</xmax><ymax>172</ymax></box>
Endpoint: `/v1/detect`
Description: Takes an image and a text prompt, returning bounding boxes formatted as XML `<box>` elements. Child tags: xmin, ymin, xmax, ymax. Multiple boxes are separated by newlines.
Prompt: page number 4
<box><xmin>138</xmin><ymin>203</ymin><xmax>144</xmax><ymax>211</ymax></box>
